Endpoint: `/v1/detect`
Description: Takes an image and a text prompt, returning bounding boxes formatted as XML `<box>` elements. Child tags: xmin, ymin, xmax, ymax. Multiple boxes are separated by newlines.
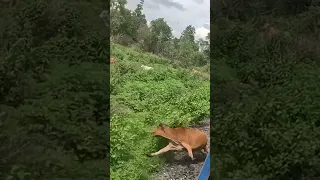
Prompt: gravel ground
<box><xmin>152</xmin><ymin>119</ymin><xmax>210</xmax><ymax>180</ymax></box>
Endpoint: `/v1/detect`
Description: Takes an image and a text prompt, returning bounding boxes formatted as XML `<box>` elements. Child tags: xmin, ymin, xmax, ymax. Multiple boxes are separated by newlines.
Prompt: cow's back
<box><xmin>172</xmin><ymin>127</ymin><xmax>207</xmax><ymax>150</ymax></box>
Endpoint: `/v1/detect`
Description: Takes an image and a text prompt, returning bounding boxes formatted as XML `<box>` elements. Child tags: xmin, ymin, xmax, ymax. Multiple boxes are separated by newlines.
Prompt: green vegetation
<box><xmin>109</xmin><ymin>0</ymin><xmax>210</xmax><ymax>68</ymax></box>
<box><xmin>110</xmin><ymin>43</ymin><xmax>209</xmax><ymax>180</ymax></box>
<box><xmin>1</xmin><ymin>0</ymin><xmax>210</xmax><ymax>180</ymax></box>
<box><xmin>109</xmin><ymin>0</ymin><xmax>210</xmax><ymax>179</ymax></box>
<box><xmin>212</xmin><ymin>1</ymin><xmax>320</xmax><ymax>179</ymax></box>
<box><xmin>1</xmin><ymin>0</ymin><xmax>108</xmax><ymax>179</ymax></box>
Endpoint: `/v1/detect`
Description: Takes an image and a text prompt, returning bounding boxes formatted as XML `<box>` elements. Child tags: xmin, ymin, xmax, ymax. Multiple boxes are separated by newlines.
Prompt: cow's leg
<box><xmin>150</xmin><ymin>143</ymin><xmax>174</xmax><ymax>156</ymax></box>
<box><xmin>201</xmin><ymin>146</ymin><xmax>209</xmax><ymax>154</ymax></box>
<box><xmin>201</xmin><ymin>149</ymin><xmax>206</xmax><ymax>154</ymax></box>
<box><xmin>181</xmin><ymin>142</ymin><xmax>195</xmax><ymax>160</ymax></box>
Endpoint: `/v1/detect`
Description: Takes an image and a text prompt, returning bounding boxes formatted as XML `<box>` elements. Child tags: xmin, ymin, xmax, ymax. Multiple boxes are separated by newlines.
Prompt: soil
<box><xmin>152</xmin><ymin>119</ymin><xmax>210</xmax><ymax>180</ymax></box>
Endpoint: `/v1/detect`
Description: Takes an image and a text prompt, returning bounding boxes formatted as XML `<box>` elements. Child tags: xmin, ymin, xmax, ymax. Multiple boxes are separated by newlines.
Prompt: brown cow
<box><xmin>110</xmin><ymin>57</ymin><xmax>116</xmax><ymax>63</ymax></box>
<box><xmin>261</xmin><ymin>23</ymin><xmax>281</xmax><ymax>38</ymax></box>
<box><xmin>150</xmin><ymin>124</ymin><xmax>209</xmax><ymax>160</ymax></box>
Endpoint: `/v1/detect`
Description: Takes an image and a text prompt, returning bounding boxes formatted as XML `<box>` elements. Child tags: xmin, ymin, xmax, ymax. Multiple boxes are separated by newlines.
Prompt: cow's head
<box><xmin>152</xmin><ymin>123</ymin><xmax>169</xmax><ymax>136</ymax></box>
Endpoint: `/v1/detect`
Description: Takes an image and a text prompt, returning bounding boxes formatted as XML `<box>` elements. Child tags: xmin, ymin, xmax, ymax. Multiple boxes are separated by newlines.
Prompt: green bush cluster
<box><xmin>110</xmin><ymin>43</ymin><xmax>210</xmax><ymax>180</ymax></box>
<box><xmin>1</xmin><ymin>0</ymin><xmax>109</xmax><ymax>179</ymax></box>
<box><xmin>211</xmin><ymin>6</ymin><xmax>320</xmax><ymax>180</ymax></box>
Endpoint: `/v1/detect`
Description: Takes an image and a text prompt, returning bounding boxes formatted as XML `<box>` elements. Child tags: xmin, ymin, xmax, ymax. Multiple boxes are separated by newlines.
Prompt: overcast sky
<box><xmin>126</xmin><ymin>0</ymin><xmax>210</xmax><ymax>40</ymax></box>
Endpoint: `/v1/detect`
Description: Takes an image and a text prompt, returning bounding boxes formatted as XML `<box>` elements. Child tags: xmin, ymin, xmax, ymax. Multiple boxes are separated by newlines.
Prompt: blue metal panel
<box><xmin>198</xmin><ymin>153</ymin><xmax>210</xmax><ymax>180</ymax></box>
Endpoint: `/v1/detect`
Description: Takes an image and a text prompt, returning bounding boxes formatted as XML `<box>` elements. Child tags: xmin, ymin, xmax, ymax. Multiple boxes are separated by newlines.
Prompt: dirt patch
<box><xmin>152</xmin><ymin>119</ymin><xmax>210</xmax><ymax>180</ymax></box>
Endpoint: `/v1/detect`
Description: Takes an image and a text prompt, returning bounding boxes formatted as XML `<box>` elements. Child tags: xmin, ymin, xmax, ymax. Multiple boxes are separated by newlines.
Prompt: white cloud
<box><xmin>172</xmin><ymin>30</ymin><xmax>180</xmax><ymax>38</ymax></box>
<box><xmin>195</xmin><ymin>27</ymin><xmax>210</xmax><ymax>40</ymax></box>
<box><xmin>203</xmin><ymin>23</ymin><xmax>210</xmax><ymax>30</ymax></box>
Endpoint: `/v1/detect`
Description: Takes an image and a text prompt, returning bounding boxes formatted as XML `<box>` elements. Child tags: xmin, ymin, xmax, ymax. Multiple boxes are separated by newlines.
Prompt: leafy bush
<box><xmin>110</xmin><ymin>44</ymin><xmax>210</xmax><ymax>180</ymax></box>
<box><xmin>0</xmin><ymin>0</ymin><xmax>109</xmax><ymax>179</ymax></box>
<box><xmin>211</xmin><ymin>6</ymin><xmax>320</xmax><ymax>180</ymax></box>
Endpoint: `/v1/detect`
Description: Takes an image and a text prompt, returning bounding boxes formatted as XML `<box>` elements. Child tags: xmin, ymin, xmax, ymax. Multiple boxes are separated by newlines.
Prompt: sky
<box><xmin>126</xmin><ymin>0</ymin><xmax>210</xmax><ymax>40</ymax></box>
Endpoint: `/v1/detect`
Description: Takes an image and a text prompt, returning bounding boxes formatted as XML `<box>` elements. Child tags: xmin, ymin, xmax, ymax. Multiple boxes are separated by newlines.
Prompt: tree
<box><xmin>133</xmin><ymin>0</ymin><xmax>150</xmax><ymax>46</ymax></box>
<box><xmin>134</xmin><ymin>0</ymin><xmax>147</xmax><ymax>26</ymax></box>
<box><xmin>198</xmin><ymin>32</ymin><xmax>210</xmax><ymax>57</ymax></box>
<box><xmin>179</xmin><ymin>25</ymin><xmax>198</xmax><ymax>52</ymax></box>
<box><xmin>110</xmin><ymin>0</ymin><xmax>138</xmax><ymax>41</ymax></box>
<box><xmin>180</xmin><ymin>25</ymin><xmax>196</xmax><ymax>42</ymax></box>
<box><xmin>149</xmin><ymin>18</ymin><xmax>173</xmax><ymax>54</ymax></box>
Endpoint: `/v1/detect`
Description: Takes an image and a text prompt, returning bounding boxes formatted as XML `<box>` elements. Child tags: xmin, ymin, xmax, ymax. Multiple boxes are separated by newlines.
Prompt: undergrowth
<box><xmin>110</xmin><ymin>43</ymin><xmax>210</xmax><ymax>180</ymax></box>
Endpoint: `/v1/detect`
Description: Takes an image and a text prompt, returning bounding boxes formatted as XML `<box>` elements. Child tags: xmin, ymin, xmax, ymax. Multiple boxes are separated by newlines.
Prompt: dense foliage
<box><xmin>108</xmin><ymin>0</ymin><xmax>210</xmax><ymax>179</ymax></box>
<box><xmin>0</xmin><ymin>0</ymin><xmax>109</xmax><ymax>179</ymax></box>
<box><xmin>211</xmin><ymin>1</ymin><xmax>320</xmax><ymax>179</ymax></box>
<box><xmin>1</xmin><ymin>0</ymin><xmax>210</xmax><ymax>180</ymax></box>
<box><xmin>110</xmin><ymin>43</ymin><xmax>209</xmax><ymax>180</ymax></box>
